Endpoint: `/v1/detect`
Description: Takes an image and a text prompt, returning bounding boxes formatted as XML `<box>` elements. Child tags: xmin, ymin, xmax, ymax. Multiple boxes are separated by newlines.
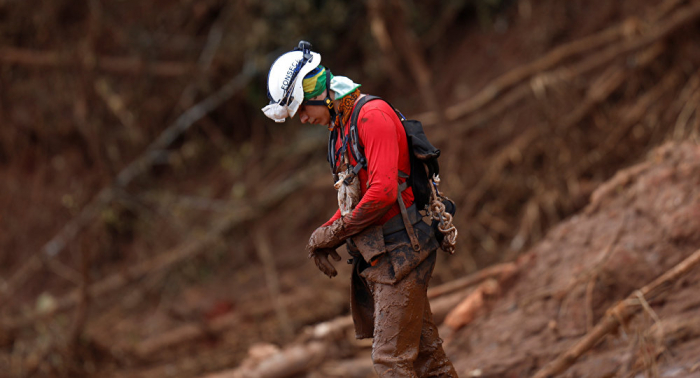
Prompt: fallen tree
<box><xmin>532</xmin><ymin>248</ymin><xmax>700</xmax><ymax>378</ymax></box>
<box><xmin>197</xmin><ymin>261</ymin><xmax>521</xmax><ymax>378</ymax></box>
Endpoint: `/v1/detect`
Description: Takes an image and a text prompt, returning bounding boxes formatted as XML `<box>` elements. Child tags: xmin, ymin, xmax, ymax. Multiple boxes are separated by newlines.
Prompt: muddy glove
<box><xmin>308</xmin><ymin>248</ymin><xmax>342</xmax><ymax>278</ymax></box>
<box><xmin>307</xmin><ymin>218</ymin><xmax>348</xmax><ymax>251</ymax></box>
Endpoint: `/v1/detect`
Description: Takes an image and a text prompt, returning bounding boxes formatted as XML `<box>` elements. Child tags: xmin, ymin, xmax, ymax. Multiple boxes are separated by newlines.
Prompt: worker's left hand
<box><xmin>307</xmin><ymin>220</ymin><xmax>346</xmax><ymax>251</ymax></box>
<box><xmin>308</xmin><ymin>248</ymin><xmax>341</xmax><ymax>278</ymax></box>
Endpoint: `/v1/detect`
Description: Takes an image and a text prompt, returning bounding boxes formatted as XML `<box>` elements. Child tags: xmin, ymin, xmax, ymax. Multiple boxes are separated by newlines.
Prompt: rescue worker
<box><xmin>262</xmin><ymin>41</ymin><xmax>458</xmax><ymax>378</ymax></box>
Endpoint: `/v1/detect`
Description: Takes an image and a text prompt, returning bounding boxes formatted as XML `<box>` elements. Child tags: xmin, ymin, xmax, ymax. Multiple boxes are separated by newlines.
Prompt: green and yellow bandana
<box><xmin>303</xmin><ymin>65</ymin><xmax>331</xmax><ymax>100</ymax></box>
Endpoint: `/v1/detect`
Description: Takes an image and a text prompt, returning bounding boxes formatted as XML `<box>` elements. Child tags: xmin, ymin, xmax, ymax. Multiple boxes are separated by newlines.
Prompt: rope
<box><xmin>427</xmin><ymin>175</ymin><xmax>458</xmax><ymax>254</ymax></box>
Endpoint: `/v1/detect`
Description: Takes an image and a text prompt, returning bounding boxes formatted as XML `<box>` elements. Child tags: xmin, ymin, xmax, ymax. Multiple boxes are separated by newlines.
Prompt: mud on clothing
<box><xmin>347</xmin><ymin>221</ymin><xmax>457</xmax><ymax>377</ymax></box>
<box><xmin>326</xmin><ymin>97</ymin><xmax>457</xmax><ymax>377</ymax></box>
<box><xmin>323</xmin><ymin>99</ymin><xmax>415</xmax><ymax>233</ymax></box>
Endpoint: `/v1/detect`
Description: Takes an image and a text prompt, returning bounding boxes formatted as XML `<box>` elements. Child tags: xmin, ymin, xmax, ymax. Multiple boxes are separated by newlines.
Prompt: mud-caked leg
<box><xmin>369</xmin><ymin>255</ymin><xmax>447</xmax><ymax>377</ymax></box>
<box><xmin>413</xmin><ymin>294</ymin><xmax>458</xmax><ymax>377</ymax></box>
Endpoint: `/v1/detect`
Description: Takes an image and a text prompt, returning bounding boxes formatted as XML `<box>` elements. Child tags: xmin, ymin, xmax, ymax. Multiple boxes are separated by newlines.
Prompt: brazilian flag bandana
<box><xmin>303</xmin><ymin>65</ymin><xmax>331</xmax><ymax>100</ymax></box>
<box><xmin>303</xmin><ymin>65</ymin><xmax>361</xmax><ymax>101</ymax></box>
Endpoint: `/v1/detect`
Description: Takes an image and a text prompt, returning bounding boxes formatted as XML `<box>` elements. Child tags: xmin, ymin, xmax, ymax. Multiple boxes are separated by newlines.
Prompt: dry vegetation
<box><xmin>2</xmin><ymin>0</ymin><xmax>700</xmax><ymax>377</ymax></box>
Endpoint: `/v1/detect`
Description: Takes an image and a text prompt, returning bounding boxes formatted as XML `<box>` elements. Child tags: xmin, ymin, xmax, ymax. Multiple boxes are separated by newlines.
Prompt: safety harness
<box><xmin>328</xmin><ymin>96</ymin><xmax>458</xmax><ymax>254</ymax></box>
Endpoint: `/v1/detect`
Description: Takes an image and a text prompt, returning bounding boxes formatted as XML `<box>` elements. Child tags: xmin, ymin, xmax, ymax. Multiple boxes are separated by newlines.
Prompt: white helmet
<box><xmin>262</xmin><ymin>42</ymin><xmax>321</xmax><ymax>122</ymax></box>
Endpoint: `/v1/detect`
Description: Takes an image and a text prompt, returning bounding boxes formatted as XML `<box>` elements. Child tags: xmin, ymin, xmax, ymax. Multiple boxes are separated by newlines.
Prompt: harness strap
<box><xmin>348</xmin><ymin>96</ymin><xmax>382</xmax><ymax>169</ymax></box>
<box><xmin>398</xmin><ymin>173</ymin><xmax>421</xmax><ymax>251</ymax></box>
<box><xmin>382</xmin><ymin>203</ymin><xmax>421</xmax><ymax>235</ymax></box>
<box><xmin>331</xmin><ymin>99</ymin><xmax>422</xmax><ymax>250</ymax></box>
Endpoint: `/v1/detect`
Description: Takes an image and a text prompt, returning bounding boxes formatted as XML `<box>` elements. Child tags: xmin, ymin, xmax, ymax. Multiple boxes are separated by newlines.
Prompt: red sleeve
<box><xmin>322</xmin><ymin>208</ymin><xmax>341</xmax><ymax>227</ymax></box>
<box><xmin>338</xmin><ymin>108</ymin><xmax>399</xmax><ymax>235</ymax></box>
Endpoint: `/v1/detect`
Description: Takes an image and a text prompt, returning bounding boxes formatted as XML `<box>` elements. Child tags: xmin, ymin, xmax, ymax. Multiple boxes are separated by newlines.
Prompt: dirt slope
<box><xmin>444</xmin><ymin>141</ymin><xmax>700</xmax><ymax>377</ymax></box>
<box><xmin>4</xmin><ymin>1</ymin><xmax>700</xmax><ymax>377</ymax></box>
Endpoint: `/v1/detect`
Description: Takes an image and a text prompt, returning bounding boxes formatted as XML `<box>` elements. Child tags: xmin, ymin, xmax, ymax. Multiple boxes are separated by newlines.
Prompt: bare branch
<box><xmin>0</xmin><ymin>47</ymin><xmax>194</xmax><ymax>76</ymax></box>
<box><xmin>416</xmin><ymin>1</ymin><xmax>700</xmax><ymax>128</ymax></box>
<box><xmin>0</xmin><ymin>60</ymin><xmax>259</xmax><ymax>304</ymax></box>
<box><xmin>532</xmin><ymin>248</ymin><xmax>700</xmax><ymax>378</ymax></box>
<box><xmin>2</xmin><ymin>163</ymin><xmax>323</xmax><ymax>331</ymax></box>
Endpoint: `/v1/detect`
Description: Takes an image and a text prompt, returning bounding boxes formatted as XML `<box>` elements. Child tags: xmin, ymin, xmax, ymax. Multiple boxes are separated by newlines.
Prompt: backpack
<box><xmin>327</xmin><ymin>95</ymin><xmax>443</xmax><ymax>212</ymax></box>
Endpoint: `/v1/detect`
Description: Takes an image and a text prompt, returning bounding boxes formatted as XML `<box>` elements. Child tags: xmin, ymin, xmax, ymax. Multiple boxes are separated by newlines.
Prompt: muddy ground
<box><xmin>228</xmin><ymin>141</ymin><xmax>700</xmax><ymax>378</ymax></box>
<box><xmin>2</xmin><ymin>0</ymin><xmax>700</xmax><ymax>377</ymax></box>
<box><xmin>444</xmin><ymin>142</ymin><xmax>700</xmax><ymax>377</ymax></box>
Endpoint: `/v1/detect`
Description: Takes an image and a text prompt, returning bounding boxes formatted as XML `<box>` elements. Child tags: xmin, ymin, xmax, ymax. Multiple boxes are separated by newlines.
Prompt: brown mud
<box><xmin>232</xmin><ymin>142</ymin><xmax>700</xmax><ymax>378</ymax></box>
<box><xmin>444</xmin><ymin>142</ymin><xmax>700</xmax><ymax>377</ymax></box>
<box><xmin>3</xmin><ymin>0</ymin><xmax>700</xmax><ymax>377</ymax></box>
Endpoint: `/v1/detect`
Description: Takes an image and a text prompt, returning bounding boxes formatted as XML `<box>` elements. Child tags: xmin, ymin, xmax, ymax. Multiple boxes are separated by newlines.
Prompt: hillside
<box><xmin>227</xmin><ymin>142</ymin><xmax>700</xmax><ymax>378</ymax></box>
<box><xmin>447</xmin><ymin>141</ymin><xmax>700</xmax><ymax>377</ymax></box>
<box><xmin>2</xmin><ymin>0</ymin><xmax>700</xmax><ymax>377</ymax></box>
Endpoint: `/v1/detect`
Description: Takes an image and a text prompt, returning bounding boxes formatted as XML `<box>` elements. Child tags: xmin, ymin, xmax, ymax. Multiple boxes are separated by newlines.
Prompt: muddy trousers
<box><xmin>367</xmin><ymin>257</ymin><xmax>458</xmax><ymax>378</ymax></box>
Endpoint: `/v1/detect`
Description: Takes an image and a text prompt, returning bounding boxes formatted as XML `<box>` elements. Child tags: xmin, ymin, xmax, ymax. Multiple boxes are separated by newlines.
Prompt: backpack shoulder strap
<box><xmin>327</xmin><ymin>95</ymin><xmax>381</xmax><ymax>178</ymax></box>
<box><xmin>327</xmin><ymin>127</ymin><xmax>339</xmax><ymax>177</ymax></box>
<box><xmin>348</xmin><ymin>95</ymin><xmax>382</xmax><ymax>174</ymax></box>
<box><xmin>351</xmin><ymin>97</ymin><xmax>420</xmax><ymax>249</ymax></box>
<box><xmin>349</xmin><ymin>95</ymin><xmax>382</xmax><ymax>126</ymax></box>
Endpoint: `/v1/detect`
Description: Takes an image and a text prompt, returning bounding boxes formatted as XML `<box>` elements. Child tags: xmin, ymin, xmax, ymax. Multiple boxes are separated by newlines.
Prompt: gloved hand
<box><xmin>306</xmin><ymin>218</ymin><xmax>350</xmax><ymax>278</ymax></box>
<box><xmin>307</xmin><ymin>219</ymin><xmax>347</xmax><ymax>251</ymax></box>
<box><xmin>308</xmin><ymin>248</ymin><xmax>342</xmax><ymax>278</ymax></box>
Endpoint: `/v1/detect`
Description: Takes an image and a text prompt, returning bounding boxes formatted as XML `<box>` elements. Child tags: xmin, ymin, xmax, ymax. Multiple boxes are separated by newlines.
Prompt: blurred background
<box><xmin>2</xmin><ymin>0</ymin><xmax>700</xmax><ymax>376</ymax></box>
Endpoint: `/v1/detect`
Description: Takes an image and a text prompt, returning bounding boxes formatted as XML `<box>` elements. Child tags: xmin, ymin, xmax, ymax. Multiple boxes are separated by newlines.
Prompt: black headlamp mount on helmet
<box><xmin>294</xmin><ymin>40</ymin><xmax>313</xmax><ymax>61</ymax></box>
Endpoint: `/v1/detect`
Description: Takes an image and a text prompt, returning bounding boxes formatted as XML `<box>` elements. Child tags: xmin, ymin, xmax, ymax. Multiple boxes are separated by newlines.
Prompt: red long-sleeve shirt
<box><xmin>322</xmin><ymin>98</ymin><xmax>414</xmax><ymax>236</ymax></box>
